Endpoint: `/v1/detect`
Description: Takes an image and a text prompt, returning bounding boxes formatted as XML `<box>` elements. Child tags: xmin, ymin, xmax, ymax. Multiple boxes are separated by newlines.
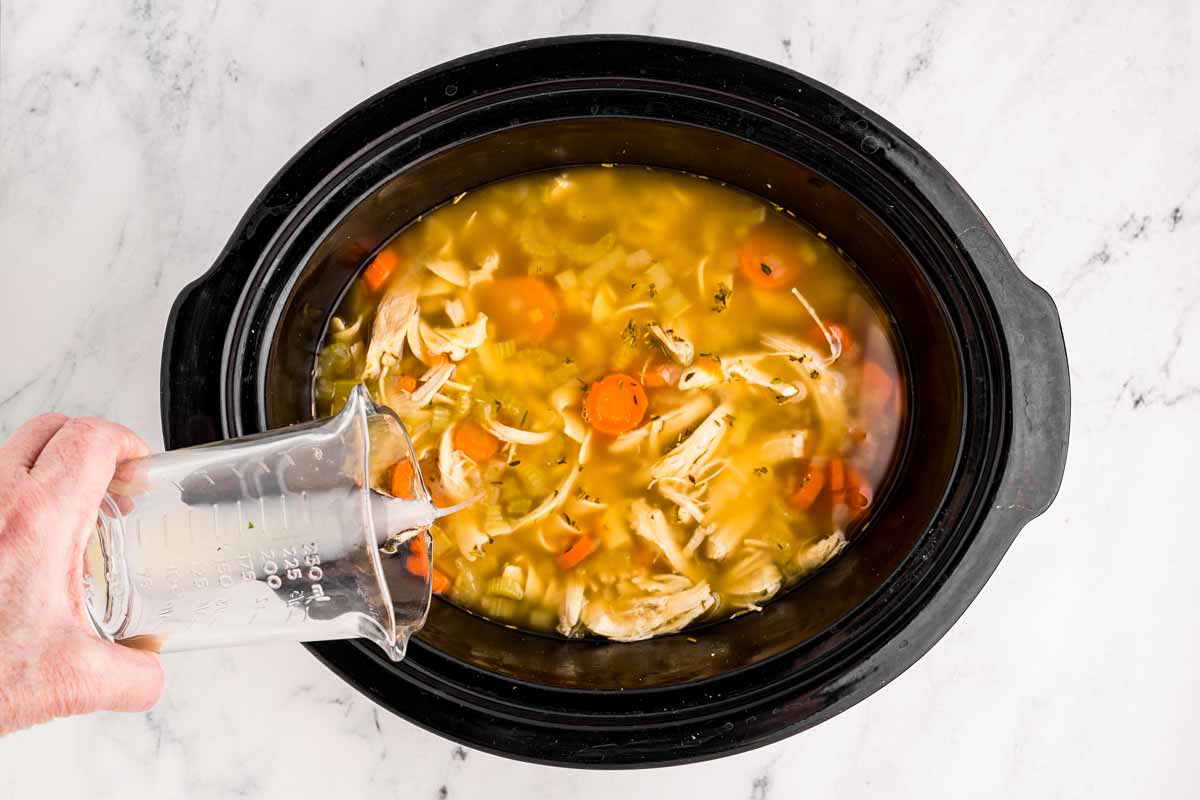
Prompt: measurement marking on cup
<box><xmin>300</xmin><ymin>490</ymin><xmax>312</xmax><ymax>528</ymax></box>
<box><xmin>278</xmin><ymin>492</ymin><xmax>289</xmax><ymax>531</ymax></box>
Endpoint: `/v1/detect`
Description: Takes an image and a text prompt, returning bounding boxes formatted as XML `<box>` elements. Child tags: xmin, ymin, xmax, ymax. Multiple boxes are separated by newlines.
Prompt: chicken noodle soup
<box><xmin>315</xmin><ymin>166</ymin><xmax>904</xmax><ymax>641</ymax></box>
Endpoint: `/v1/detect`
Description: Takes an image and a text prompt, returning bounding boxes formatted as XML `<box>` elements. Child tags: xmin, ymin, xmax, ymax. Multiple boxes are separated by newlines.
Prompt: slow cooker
<box><xmin>161</xmin><ymin>36</ymin><xmax>1070</xmax><ymax>767</ymax></box>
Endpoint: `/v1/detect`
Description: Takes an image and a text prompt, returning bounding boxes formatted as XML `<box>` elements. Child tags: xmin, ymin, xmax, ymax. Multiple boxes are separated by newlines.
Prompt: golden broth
<box><xmin>315</xmin><ymin>166</ymin><xmax>903</xmax><ymax>641</ymax></box>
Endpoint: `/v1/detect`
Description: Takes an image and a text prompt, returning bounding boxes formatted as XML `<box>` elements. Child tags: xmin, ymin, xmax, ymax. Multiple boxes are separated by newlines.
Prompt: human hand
<box><xmin>0</xmin><ymin>414</ymin><xmax>163</xmax><ymax>736</ymax></box>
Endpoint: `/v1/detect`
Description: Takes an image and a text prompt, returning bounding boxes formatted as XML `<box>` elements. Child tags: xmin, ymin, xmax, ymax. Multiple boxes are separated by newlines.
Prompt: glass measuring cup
<box><xmin>83</xmin><ymin>386</ymin><xmax>442</xmax><ymax>661</ymax></box>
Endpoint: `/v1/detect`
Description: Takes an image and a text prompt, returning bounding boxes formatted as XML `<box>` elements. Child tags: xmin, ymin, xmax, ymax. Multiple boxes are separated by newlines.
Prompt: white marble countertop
<box><xmin>2</xmin><ymin>1</ymin><xmax>1197</xmax><ymax>797</ymax></box>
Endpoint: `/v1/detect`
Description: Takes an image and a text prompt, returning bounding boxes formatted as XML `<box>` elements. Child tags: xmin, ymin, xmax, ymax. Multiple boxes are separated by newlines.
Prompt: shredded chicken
<box><xmin>418</xmin><ymin>313</ymin><xmax>489</xmax><ymax>361</ymax></box>
<box><xmin>609</xmin><ymin>395</ymin><xmax>713</xmax><ymax>455</ymax></box>
<box><xmin>580</xmin><ymin>579</ymin><xmax>715</xmax><ymax>641</ymax></box>
<box><xmin>677</xmin><ymin>360</ymin><xmax>722</xmax><ymax>391</ymax></box>
<box><xmin>649</xmin><ymin>403</ymin><xmax>732</xmax><ymax>484</ymax></box>
<box><xmin>647</xmin><ymin>323</ymin><xmax>695</xmax><ymax>365</ymax></box>
<box><xmin>558</xmin><ymin>577</ymin><xmax>586</xmax><ymax>636</ymax></box>
<box><xmin>795</xmin><ymin>530</ymin><xmax>848</xmax><ymax>575</ymax></box>
<box><xmin>467</xmin><ymin>252</ymin><xmax>500</xmax><ymax>288</ymax></box>
<box><xmin>629</xmin><ymin>499</ymin><xmax>696</xmax><ymax>578</ymax></box>
<box><xmin>448</xmin><ymin>513</ymin><xmax>490</xmax><ymax>559</ymax></box>
<box><xmin>656</xmin><ymin>479</ymin><xmax>708</xmax><ymax>524</ymax></box>
<box><xmin>438</xmin><ymin>424</ymin><xmax>481</xmax><ymax>504</ymax></box>
<box><xmin>702</xmin><ymin>501</ymin><xmax>760</xmax><ymax>561</ymax></box>
<box><xmin>719</xmin><ymin>549</ymin><xmax>783</xmax><ymax>605</ymax></box>
<box><xmin>379</xmin><ymin>361</ymin><xmax>456</xmax><ymax>413</ymax></box>
<box><xmin>761</xmin><ymin>333</ymin><xmax>852</xmax><ymax>450</ymax></box>
<box><xmin>443</xmin><ymin>298</ymin><xmax>467</xmax><ymax>326</ymax></box>
<box><xmin>722</xmin><ymin>356</ymin><xmax>803</xmax><ymax>400</ymax></box>
<box><xmin>790</xmin><ymin>287</ymin><xmax>841</xmax><ymax>364</ymax></box>
<box><xmin>481</xmin><ymin>405</ymin><xmax>554</xmax><ymax>446</ymax></box>
<box><xmin>425</xmin><ymin>258</ymin><xmax>469</xmax><ymax>287</ymax></box>
<box><xmin>363</xmin><ymin>274</ymin><xmax>419</xmax><ymax>379</ymax></box>
<box><xmin>759</xmin><ymin>430</ymin><xmax>809</xmax><ymax>464</ymax></box>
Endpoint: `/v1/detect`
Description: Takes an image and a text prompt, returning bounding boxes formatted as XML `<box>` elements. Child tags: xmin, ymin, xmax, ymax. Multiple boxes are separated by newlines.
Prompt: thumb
<box><xmin>73</xmin><ymin>637</ymin><xmax>165</xmax><ymax>713</ymax></box>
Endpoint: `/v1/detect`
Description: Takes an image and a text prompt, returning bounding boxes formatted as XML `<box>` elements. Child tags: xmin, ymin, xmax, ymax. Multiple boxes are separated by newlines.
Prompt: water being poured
<box><xmin>84</xmin><ymin>386</ymin><xmax>460</xmax><ymax>661</ymax></box>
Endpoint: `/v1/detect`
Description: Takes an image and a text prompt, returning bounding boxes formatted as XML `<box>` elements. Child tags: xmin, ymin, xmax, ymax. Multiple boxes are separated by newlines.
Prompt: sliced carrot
<box><xmin>430</xmin><ymin>568</ymin><xmax>452</xmax><ymax>595</ymax></box>
<box><xmin>641</xmin><ymin>361</ymin><xmax>681</xmax><ymax>388</ymax></box>
<box><xmin>453</xmin><ymin>420</ymin><xmax>500</xmax><ymax>462</ymax></box>
<box><xmin>410</xmin><ymin>533</ymin><xmax>428</xmax><ymax>561</ymax></box>
<box><xmin>845</xmin><ymin>465</ymin><xmax>873</xmax><ymax>512</ymax></box>
<box><xmin>483</xmin><ymin>276</ymin><xmax>562</xmax><ymax>340</ymax></box>
<box><xmin>428</xmin><ymin>483</ymin><xmax>453</xmax><ymax>510</ymax></box>
<box><xmin>405</xmin><ymin>554</ymin><xmax>428</xmax><ymax>579</ymax></box>
<box><xmin>788</xmin><ymin>461</ymin><xmax>826</xmax><ymax>510</ymax></box>
<box><xmin>390</xmin><ymin>460</ymin><xmax>416</xmax><ymax>500</ymax></box>
<box><xmin>585</xmin><ymin>373</ymin><xmax>648</xmax><ymax>435</ymax></box>
<box><xmin>737</xmin><ymin>225</ymin><xmax>811</xmax><ymax>290</ymax></box>
<box><xmin>828</xmin><ymin>458</ymin><xmax>847</xmax><ymax>505</ymax></box>
<box><xmin>392</xmin><ymin>374</ymin><xmax>418</xmax><ymax>394</ymax></box>
<box><xmin>861</xmin><ymin>361</ymin><xmax>894</xmax><ymax>406</ymax></box>
<box><xmin>556</xmin><ymin>533</ymin><xmax>598</xmax><ymax>570</ymax></box>
<box><xmin>363</xmin><ymin>249</ymin><xmax>400</xmax><ymax>292</ymax></box>
<box><xmin>695</xmin><ymin>355</ymin><xmax>721</xmax><ymax>372</ymax></box>
<box><xmin>810</xmin><ymin>323</ymin><xmax>856</xmax><ymax>358</ymax></box>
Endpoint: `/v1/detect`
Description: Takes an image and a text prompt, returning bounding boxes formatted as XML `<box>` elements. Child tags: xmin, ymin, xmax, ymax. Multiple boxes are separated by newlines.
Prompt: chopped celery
<box><xmin>317</xmin><ymin>342</ymin><xmax>354</xmax><ymax>378</ymax></box>
<box><xmin>547</xmin><ymin>362</ymin><xmax>579</xmax><ymax>386</ymax></box>
<box><xmin>527</xmin><ymin>607</ymin><xmax>558</xmax><ymax>630</ymax></box>
<box><xmin>523</xmin><ymin>566</ymin><xmax>546</xmax><ymax>603</ymax></box>
<box><xmin>591</xmin><ymin>285</ymin><xmax>618</xmax><ymax>322</ymax></box>
<box><xmin>660</xmin><ymin>287</ymin><xmax>692</xmax><ymax>319</ymax></box>
<box><xmin>348</xmin><ymin>341</ymin><xmax>367</xmax><ymax>376</ymax></box>
<box><xmin>554</xmin><ymin>269</ymin><xmax>579</xmax><ymax>291</ymax></box>
<box><xmin>450</xmin><ymin>568</ymin><xmax>481</xmax><ymax>603</ymax></box>
<box><xmin>626</xmin><ymin>249</ymin><xmax>653</xmax><ymax>271</ymax></box>
<box><xmin>498</xmin><ymin>475</ymin><xmax>524</xmax><ymax>503</ymax></box>
<box><xmin>330</xmin><ymin>380</ymin><xmax>359</xmax><ymax>414</ymax></box>
<box><xmin>484</xmin><ymin>573</ymin><xmax>524</xmax><ymax>600</ymax></box>
<box><xmin>493</xmin><ymin>339</ymin><xmax>517</xmax><ymax>359</ymax></box>
<box><xmin>518</xmin><ymin>347</ymin><xmax>559</xmax><ymax>368</ymax></box>
<box><xmin>455</xmin><ymin>389</ymin><xmax>473</xmax><ymax>416</ymax></box>
<box><xmin>430</xmin><ymin>525</ymin><xmax>458</xmax><ymax>558</ymax></box>
<box><xmin>514</xmin><ymin>461</ymin><xmax>549</xmax><ymax>496</ymax></box>
<box><xmin>580</xmin><ymin>247</ymin><xmax>626</xmax><ymax>287</ymax></box>
<box><xmin>645</xmin><ymin>261</ymin><xmax>673</xmax><ymax>290</ymax></box>
<box><xmin>561</xmin><ymin>231</ymin><xmax>616</xmax><ymax>264</ymax></box>
<box><xmin>480</xmin><ymin>595</ymin><xmax>520</xmax><ymax>620</ymax></box>
<box><xmin>492</xmin><ymin>389</ymin><xmax>522</xmax><ymax>419</ymax></box>
<box><xmin>315</xmin><ymin>378</ymin><xmax>335</xmax><ymax>405</ymax></box>
<box><xmin>504</xmin><ymin>496</ymin><xmax>533</xmax><ymax>517</ymax></box>
<box><xmin>430</xmin><ymin>404</ymin><xmax>453</xmax><ymax>433</ymax></box>
<box><xmin>483</xmin><ymin>503</ymin><xmax>509</xmax><ymax>533</ymax></box>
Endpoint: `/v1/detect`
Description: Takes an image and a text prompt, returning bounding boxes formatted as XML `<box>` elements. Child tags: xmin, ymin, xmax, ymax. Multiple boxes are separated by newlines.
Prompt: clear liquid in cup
<box><xmin>84</xmin><ymin>386</ymin><xmax>439</xmax><ymax>661</ymax></box>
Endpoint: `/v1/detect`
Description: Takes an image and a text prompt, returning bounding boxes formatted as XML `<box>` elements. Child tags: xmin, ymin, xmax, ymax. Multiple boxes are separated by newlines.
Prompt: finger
<box><xmin>74</xmin><ymin>637</ymin><xmax>164</xmax><ymax>713</ymax></box>
<box><xmin>0</xmin><ymin>413</ymin><xmax>70</xmax><ymax>471</ymax></box>
<box><xmin>31</xmin><ymin>418</ymin><xmax>151</xmax><ymax>504</ymax></box>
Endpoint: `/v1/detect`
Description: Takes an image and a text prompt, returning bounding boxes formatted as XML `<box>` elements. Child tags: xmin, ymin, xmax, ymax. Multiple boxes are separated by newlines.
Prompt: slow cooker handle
<box><xmin>160</xmin><ymin>267</ymin><xmax>239</xmax><ymax>450</ymax></box>
<box><xmin>984</xmin><ymin>248</ymin><xmax>1071</xmax><ymax>525</ymax></box>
